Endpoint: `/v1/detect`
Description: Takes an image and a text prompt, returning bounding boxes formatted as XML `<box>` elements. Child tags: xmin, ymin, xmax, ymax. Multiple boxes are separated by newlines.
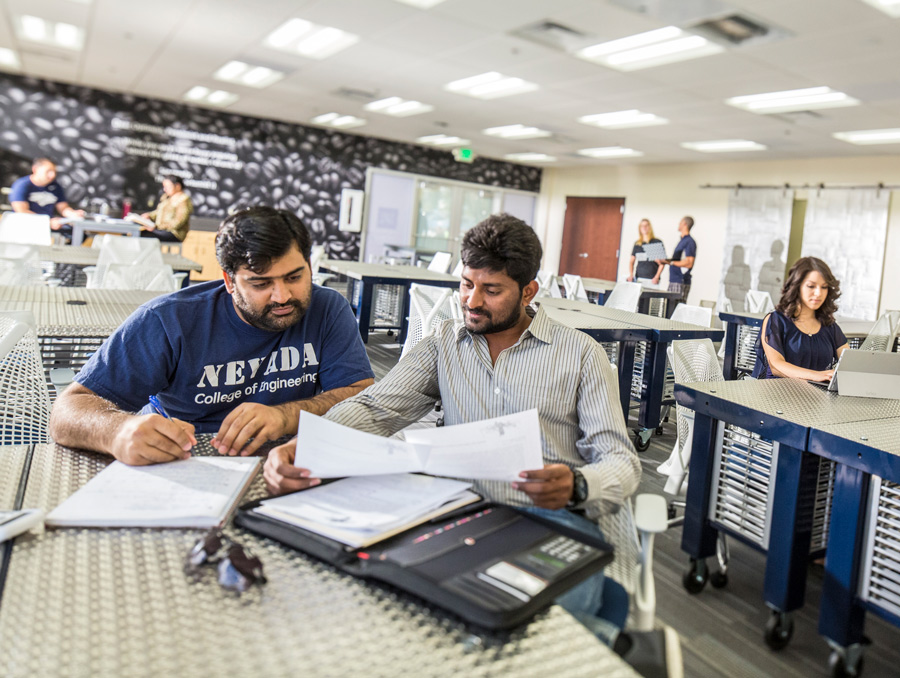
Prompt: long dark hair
<box><xmin>777</xmin><ymin>256</ymin><xmax>841</xmax><ymax>324</ymax></box>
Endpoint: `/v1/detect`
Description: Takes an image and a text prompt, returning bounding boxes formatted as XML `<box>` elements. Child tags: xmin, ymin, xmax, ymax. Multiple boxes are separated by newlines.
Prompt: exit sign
<box><xmin>453</xmin><ymin>147</ymin><xmax>476</xmax><ymax>163</ymax></box>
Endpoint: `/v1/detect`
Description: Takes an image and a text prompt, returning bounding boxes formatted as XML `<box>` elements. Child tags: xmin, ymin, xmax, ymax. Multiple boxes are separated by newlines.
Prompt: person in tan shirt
<box><xmin>140</xmin><ymin>175</ymin><xmax>193</xmax><ymax>242</ymax></box>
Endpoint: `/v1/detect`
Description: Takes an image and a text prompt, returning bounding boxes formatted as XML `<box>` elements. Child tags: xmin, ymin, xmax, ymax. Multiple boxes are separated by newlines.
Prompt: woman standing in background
<box><xmin>626</xmin><ymin>218</ymin><xmax>664</xmax><ymax>286</ymax></box>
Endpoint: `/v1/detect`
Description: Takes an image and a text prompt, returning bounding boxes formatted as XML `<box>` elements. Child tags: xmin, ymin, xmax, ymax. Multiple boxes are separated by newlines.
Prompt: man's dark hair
<box><xmin>460</xmin><ymin>213</ymin><xmax>542</xmax><ymax>290</ymax></box>
<box><xmin>32</xmin><ymin>157</ymin><xmax>55</xmax><ymax>168</ymax></box>
<box><xmin>777</xmin><ymin>256</ymin><xmax>841</xmax><ymax>325</ymax></box>
<box><xmin>216</xmin><ymin>206</ymin><xmax>312</xmax><ymax>276</ymax></box>
<box><xmin>682</xmin><ymin>216</ymin><xmax>694</xmax><ymax>231</ymax></box>
<box><xmin>163</xmin><ymin>174</ymin><xmax>184</xmax><ymax>189</ymax></box>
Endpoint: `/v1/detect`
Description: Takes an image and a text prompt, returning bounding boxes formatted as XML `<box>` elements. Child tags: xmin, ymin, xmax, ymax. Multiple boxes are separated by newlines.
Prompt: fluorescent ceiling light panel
<box><xmin>482</xmin><ymin>124</ymin><xmax>551</xmax><ymax>140</ymax></box>
<box><xmin>312</xmin><ymin>112</ymin><xmax>366</xmax><ymax>129</ymax></box>
<box><xmin>265</xmin><ymin>18</ymin><xmax>359</xmax><ymax>60</ymax></box>
<box><xmin>576</xmin><ymin>26</ymin><xmax>723</xmax><ymax>71</ymax></box>
<box><xmin>364</xmin><ymin>97</ymin><xmax>434</xmax><ymax>117</ymax></box>
<box><xmin>681</xmin><ymin>139</ymin><xmax>766</xmax><ymax>153</ymax></box>
<box><xmin>726</xmin><ymin>86</ymin><xmax>860</xmax><ymax>114</ymax></box>
<box><xmin>833</xmin><ymin>128</ymin><xmax>900</xmax><ymax>145</ymax></box>
<box><xmin>416</xmin><ymin>134</ymin><xmax>470</xmax><ymax>147</ymax></box>
<box><xmin>0</xmin><ymin>47</ymin><xmax>21</xmax><ymax>70</ymax></box>
<box><xmin>577</xmin><ymin>146</ymin><xmax>643</xmax><ymax>159</ymax></box>
<box><xmin>578</xmin><ymin>109</ymin><xmax>668</xmax><ymax>129</ymax></box>
<box><xmin>213</xmin><ymin>60</ymin><xmax>284</xmax><ymax>88</ymax></box>
<box><xmin>860</xmin><ymin>0</ymin><xmax>900</xmax><ymax>18</ymax></box>
<box><xmin>393</xmin><ymin>0</ymin><xmax>448</xmax><ymax>8</ymax></box>
<box><xmin>505</xmin><ymin>153</ymin><xmax>556</xmax><ymax>163</ymax></box>
<box><xmin>18</xmin><ymin>15</ymin><xmax>84</xmax><ymax>50</ymax></box>
<box><xmin>444</xmin><ymin>72</ymin><xmax>538</xmax><ymax>100</ymax></box>
<box><xmin>183</xmin><ymin>87</ymin><xmax>239</xmax><ymax>107</ymax></box>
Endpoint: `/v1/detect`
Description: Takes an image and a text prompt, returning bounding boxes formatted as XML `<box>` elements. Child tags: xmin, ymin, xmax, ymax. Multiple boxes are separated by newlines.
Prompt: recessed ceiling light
<box><xmin>183</xmin><ymin>86</ymin><xmax>239</xmax><ymax>107</ymax></box>
<box><xmin>577</xmin><ymin>146</ymin><xmax>644</xmax><ymax>159</ymax></box>
<box><xmin>444</xmin><ymin>72</ymin><xmax>538</xmax><ymax>100</ymax></box>
<box><xmin>576</xmin><ymin>26</ymin><xmax>723</xmax><ymax>71</ymax></box>
<box><xmin>833</xmin><ymin>128</ymin><xmax>900</xmax><ymax>145</ymax></box>
<box><xmin>393</xmin><ymin>0</ymin><xmax>448</xmax><ymax>8</ymax></box>
<box><xmin>213</xmin><ymin>60</ymin><xmax>284</xmax><ymax>88</ymax></box>
<box><xmin>681</xmin><ymin>139</ymin><xmax>766</xmax><ymax>153</ymax></box>
<box><xmin>482</xmin><ymin>124</ymin><xmax>552</xmax><ymax>140</ymax></box>
<box><xmin>726</xmin><ymin>86</ymin><xmax>860</xmax><ymax>114</ymax></box>
<box><xmin>311</xmin><ymin>112</ymin><xmax>366</xmax><ymax>129</ymax></box>
<box><xmin>505</xmin><ymin>153</ymin><xmax>557</xmax><ymax>163</ymax></box>
<box><xmin>578</xmin><ymin>109</ymin><xmax>668</xmax><ymax>129</ymax></box>
<box><xmin>364</xmin><ymin>97</ymin><xmax>434</xmax><ymax>117</ymax></box>
<box><xmin>17</xmin><ymin>15</ymin><xmax>84</xmax><ymax>50</ymax></box>
<box><xmin>265</xmin><ymin>18</ymin><xmax>359</xmax><ymax>60</ymax></box>
<box><xmin>416</xmin><ymin>134</ymin><xmax>470</xmax><ymax>147</ymax></box>
<box><xmin>859</xmin><ymin>0</ymin><xmax>900</xmax><ymax>18</ymax></box>
<box><xmin>0</xmin><ymin>47</ymin><xmax>21</xmax><ymax>70</ymax></box>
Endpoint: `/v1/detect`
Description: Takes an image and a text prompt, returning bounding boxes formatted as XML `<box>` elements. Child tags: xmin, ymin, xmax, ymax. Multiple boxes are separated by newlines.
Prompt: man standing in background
<box><xmin>9</xmin><ymin>157</ymin><xmax>84</xmax><ymax>237</ymax></box>
<box><xmin>657</xmin><ymin>216</ymin><xmax>696</xmax><ymax>305</ymax></box>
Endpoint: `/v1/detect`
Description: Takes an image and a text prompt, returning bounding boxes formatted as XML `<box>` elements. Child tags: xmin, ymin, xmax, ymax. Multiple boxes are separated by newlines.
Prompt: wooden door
<box><xmin>559</xmin><ymin>197</ymin><xmax>624</xmax><ymax>279</ymax></box>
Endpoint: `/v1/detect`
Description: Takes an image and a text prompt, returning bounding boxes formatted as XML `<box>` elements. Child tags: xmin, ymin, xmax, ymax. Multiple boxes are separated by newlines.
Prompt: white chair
<box><xmin>451</xmin><ymin>260</ymin><xmax>463</xmax><ymax>277</ymax></box>
<box><xmin>91</xmin><ymin>234</ymin><xmax>165</xmax><ymax>266</ymax></box>
<box><xmin>562</xmin><ymin>273</ymin><xmax>589</xmax><ymax>302</ymax></box>
<box><xmin>0</xmin><ymin>311</ymin><xmax>52</xmax><ymax>444</ymax></box>
<box><xmin>427</xmin><ymin>251</ymin><xmax>452</xmax><ymax>274</ymax></box>
<box><xmin>90</xmin><ymin>263</ymin><xmax>181</xmax><ymax>292</ymax></box>
<box><xmin>669</xmin><ymin>303</ymin><xmax>713</xmax><ymax>328</ymax></box>
<box><xmin>534</xmin><ymin>270</ymin><xmax>562</xmax><ymax>299</ymax></box>
<box><xmin>860</xmin><ymin>310</ymin><xmax>900</xmax><ymax>352</ymax></box>
<box><xmin>309</xmin><ymin>244</ymin><xmax>335</xmax><ymax>286</ymax></box>
<box><xmin>745</xmin><ymin>289</ymin><xmax>775</xmax><ymax>314</ymax></box>
<box><xmin>401</xmin><ymin>284</ymin><xmax>461</xmax><ymax>359</ymax></box>
<box><xmin>0</xmin><ymin>243</ymin><xmax>44</xmax><ymax>286</ymax></box>
<box><xmin>604</xmin><ymin>281</ymin><xmax>642</xmax><ymax>312</ymax></box>
<box><xmin>0</xmin><ymin>212</ymin><xmax>53</xmax><ymax>246</ymax></box>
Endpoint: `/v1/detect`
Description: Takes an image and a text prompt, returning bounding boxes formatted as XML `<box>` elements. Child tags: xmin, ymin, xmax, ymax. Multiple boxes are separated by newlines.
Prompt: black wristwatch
<box><xmin>568</xmin><ymin>469</ymin><xmax>588</xmax><ymax>507</ymax></box>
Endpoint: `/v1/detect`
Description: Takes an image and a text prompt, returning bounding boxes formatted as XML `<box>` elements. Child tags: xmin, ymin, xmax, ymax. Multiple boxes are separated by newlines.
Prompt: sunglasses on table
<box><xmin>185</xmin><ymin>528</ymin><xmax>266</xmax><ymax>593</ymax></box>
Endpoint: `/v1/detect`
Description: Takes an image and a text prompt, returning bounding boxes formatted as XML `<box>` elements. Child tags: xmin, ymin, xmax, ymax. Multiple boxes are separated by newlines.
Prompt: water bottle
<box><xmin>122</xmin><ymin>199</ymin><xmax>132</xmax><ymax>217</ymax></box>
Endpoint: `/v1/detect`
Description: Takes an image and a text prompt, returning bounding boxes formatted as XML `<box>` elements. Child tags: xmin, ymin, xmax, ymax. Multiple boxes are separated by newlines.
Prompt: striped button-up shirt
<box><xmin>325</xmin><ymin>305</ymin><xmax>641</xmax><ymax>518</ymax></box>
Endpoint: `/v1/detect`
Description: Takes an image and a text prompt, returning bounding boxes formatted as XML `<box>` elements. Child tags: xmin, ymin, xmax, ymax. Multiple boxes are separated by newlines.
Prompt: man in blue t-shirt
<box><xmin>656</xmin><ymin>216</ymin><xmax>697</xmax><ymax>305</ymax></box>
<box><xmin>49</xmin><ymin>206</ymin><xmax>375</xmax><ymax>466</ymax></box>
<box><xmin>9</xmin><ymin>157</ymin><xmax>85</xmax><ymax>235</ymax></box>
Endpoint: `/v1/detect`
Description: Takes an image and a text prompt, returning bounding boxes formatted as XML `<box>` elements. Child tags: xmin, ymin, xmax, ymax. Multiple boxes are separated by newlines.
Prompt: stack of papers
<box><xmin>256</xmin><ymin>473</ymin><xmax>478</xmax><ymax>548</ymax></box>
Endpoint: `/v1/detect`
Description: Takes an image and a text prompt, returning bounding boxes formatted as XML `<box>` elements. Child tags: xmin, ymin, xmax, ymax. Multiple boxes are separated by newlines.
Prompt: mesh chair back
<box><xmin>95</xmin><ymin>235</ymin><xmax>165</xmax><ymax>267</ymax></box>
<box><xmin>309</xmin><ymin>244</ymin><xmax>325</xmax><ymax>275</ymax></box>
<box><xmin>451</xmin><ymin>260</ymin><xmax>463</xmax><ymax>277</ymax></box>
<box><xmin>670</xmin><ymin>303</ymin><xmax>713</xmax><ymax>327</ymax></box>
<box><xmin>401</xmin><ymin>284</ymin><xmax>458</xmax><ymax>360</ymax></box>
<box><xmin>427</xmin><ymin>251</ymin><xmax>452</xmax><ymax>274</ymax></box>
<box><xmin>94</xmin><ymin>263</ymin><xmax>178</xmax><ymax>292</ymax></box>
<box><xmin>562</xmin><ymin>274</ymin><xmax>589</xmax><ymax>302</ymax></box>
<box><xmin>604</xmin><ymin>281</ymin><xmax>642</xmax><ymax>312</ymax></box>
<box><xmin>745</xmin><ymin>290</ymin><xmax>775</xmax><ymax>313</ymax></box>
<box><xmin>860</xmin><ymin>310</ymin><xmax>900</xmax><ymax>352</ymax></box>
<box><xmin>0</xmin><ymin>312</ymin><xmax>52</xmax><ymax>444</ymax></box>
<box><xmin>0</xmin><ymin>212</ymin><xmax>53</xmax><ymax>245</ymax></box>
<box><xmin>534</xmin><ymin>271</ymin><xmax>562</xmax><ymax>299</ymax></box>
<box><xmin>0</xmin><ymin>243</ymin><xmax>43</xmax><ymax>285</ymax></box>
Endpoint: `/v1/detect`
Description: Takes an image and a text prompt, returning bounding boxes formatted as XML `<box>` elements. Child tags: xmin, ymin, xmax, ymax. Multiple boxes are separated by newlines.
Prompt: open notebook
<box><xmin>46</xmin><ymin>456</ymin><xmax>260</xmax><ymax>528</ymax></box>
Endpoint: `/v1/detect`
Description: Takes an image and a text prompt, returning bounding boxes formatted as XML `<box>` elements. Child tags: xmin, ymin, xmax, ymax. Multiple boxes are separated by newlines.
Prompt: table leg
<box><xmin>71</xmin><ymin>223</ymin><xmax>85</xmax><ymax>247</ymax></box>
<box><xmin>682</xmin><ymin>412</ymin><xmax>720</xmax><ymax>559</ymax></box>
<box><xmin>722</xmin><ymin>322</ymin><xmax>738</xmax><ymax>380</ymax></box>
<box><xmin>819</xmin><ymin>464</ymin><xmax>868</xmax><ymax>648</ymax></box>
<box><xmin>617</xmin><ymin>340</ymin><xmax>636</xmax><ymax>422</ymax></box>
<box><xmin>764</xmin><ymin>445</ymin><xmax>819</xmax><ymax>613</ymax></box>
<box><xmin>398</xmin><ymin>284</ymin><xmax>412</xmax><ymax>345</ymax></box>
<box><xmin>356</xmin><ymin>282</ymin><xmax>373</xmax><ymax>344</ymax></box>
<box><xmin>637</xmin><ymin>341</ymin><xmax>667</xmax><ymax>430</ymax></box>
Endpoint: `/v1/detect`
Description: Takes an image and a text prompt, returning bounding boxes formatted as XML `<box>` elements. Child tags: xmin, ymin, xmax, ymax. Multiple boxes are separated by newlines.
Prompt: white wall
<box><xmin>535</xmin><ymin>154</ymin><xmax>900</xmax><ymax>316</ymax></box>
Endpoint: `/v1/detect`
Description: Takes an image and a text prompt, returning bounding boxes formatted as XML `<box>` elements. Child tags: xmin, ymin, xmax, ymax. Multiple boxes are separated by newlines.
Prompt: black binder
<box><xmin>236</xmin><ymin>500</ymin><xmax>614</xmax><ymax>630</ymax></box>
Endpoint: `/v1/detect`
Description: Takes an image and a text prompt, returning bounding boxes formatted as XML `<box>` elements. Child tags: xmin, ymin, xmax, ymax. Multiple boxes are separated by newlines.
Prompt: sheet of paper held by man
<box><xmin>294</xmin><ymin>409</ymin><xmax>544</xmax><ymax>481</ymax></box>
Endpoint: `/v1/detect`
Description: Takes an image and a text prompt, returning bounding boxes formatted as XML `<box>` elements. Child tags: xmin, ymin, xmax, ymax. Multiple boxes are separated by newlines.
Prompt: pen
<box><xmin>148</xmin><ymin>395</ymin><xmax>170</xmax><ymax>419</ymax></box>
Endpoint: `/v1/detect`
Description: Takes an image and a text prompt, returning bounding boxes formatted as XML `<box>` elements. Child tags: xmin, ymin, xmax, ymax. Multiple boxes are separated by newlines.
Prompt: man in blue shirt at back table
<box><xmin>9</xmin><ymin>157</ymin><xmax>85</xmax><ymax>235</ymax></box>
<box><xmin>49</xmin><ymin>206</ymin><xmax>375</xmax><ymax>465</ymax></box>
<box><xmin>656</xmin><ymin>215</ymin><xmax>697</xmax><ymax>305</ymax></box>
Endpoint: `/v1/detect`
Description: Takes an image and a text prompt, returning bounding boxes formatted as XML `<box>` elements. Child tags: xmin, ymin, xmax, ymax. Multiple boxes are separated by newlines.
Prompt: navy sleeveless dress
<box><xmin>752</xmin><ymin>310</ymin><xmax>847</xmax><ymax>379</ymax></box>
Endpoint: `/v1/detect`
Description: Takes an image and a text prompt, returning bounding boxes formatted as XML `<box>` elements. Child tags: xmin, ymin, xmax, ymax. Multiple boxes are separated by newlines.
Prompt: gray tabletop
<box><xmin>320</xmin><ymin>259</ymin><xmax>458</xmax><ymax>283</ymax></box>
<box><xmin>539</xmin><ymin>298</ymin><xmax>722</xmax><ymax>335</ymax></box>
<box><xmin>37</xmin><ymin>244</ymin><xmax>203</xmax><ymax>272</ymax></box>
<box><xmin>0</xmin><ymin>441</ymin><xmax>637</xmax><ymax>678</ymax></box>
<box><xmin>541</xmin><ymin>304</ymin><xmax>646</xmax><ymax>332</ymax></box>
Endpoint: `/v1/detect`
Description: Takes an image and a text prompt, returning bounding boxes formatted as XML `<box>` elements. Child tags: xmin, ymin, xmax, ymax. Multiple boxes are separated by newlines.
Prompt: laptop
<box><xmin>811</xmin><ymin>349</ymin><xmax>900</xmax><ymax>399</ymax></box>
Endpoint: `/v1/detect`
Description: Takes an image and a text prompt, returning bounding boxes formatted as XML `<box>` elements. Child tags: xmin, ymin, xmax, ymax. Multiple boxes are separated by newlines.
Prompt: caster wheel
<box><xmin>667</xmin><ymin>505</ymin><xmax>677</xmax><ymax>520</ymax></box>
<box><xmin>387</xmin><ymin>330</ymin><xmax>394</xmax><ymax>337</ymax></box>
<box><xmin>682</xmin><ymin>558</ymin><xmax>708</xmax><ymax>594</ymax></box>
<box><xmin>830</xmin><ymin>652</ymin><xmax>864</xmax><ymax>677</ymax></box>
<box><xmin>655</xmin><ymin>426</ymin><xmax>664</xmax><ymax>436</ymax></box>
<box><xmin>764</xmin><ymin>612</ymin><xmax>794</xmax><ymax>651</ymax></box>
<box><xmin>710</xmin><ymin>570</ymin><xmax>728</xmax><ymax>588</ymax></box>
<box><xmin>634</xmin><ymin>430</ymin><xmax>651</xmax><ymax>452</ymax></box>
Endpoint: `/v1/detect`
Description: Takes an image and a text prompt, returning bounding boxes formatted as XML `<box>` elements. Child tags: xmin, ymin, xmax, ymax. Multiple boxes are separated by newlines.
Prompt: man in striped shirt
<box><xmin>265</xmin><ymin>214</ymin><xmax>642</xmax><ymax>644</ymax></box>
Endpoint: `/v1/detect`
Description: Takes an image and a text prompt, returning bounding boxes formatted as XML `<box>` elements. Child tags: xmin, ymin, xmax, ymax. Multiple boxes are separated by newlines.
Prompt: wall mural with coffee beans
<box><xmin>0</xmin><ymin>74</ymin><xmax>541</xmax><ymax>261</ymax></box>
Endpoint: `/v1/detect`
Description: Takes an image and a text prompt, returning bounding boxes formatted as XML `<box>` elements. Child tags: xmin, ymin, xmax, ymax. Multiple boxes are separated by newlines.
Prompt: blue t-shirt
<box><xmin>76</xmin><ymin>281</ymin><xmax>375</xmax><ymax>433</ymax></box>
<box><xmin>752</xmin><ymin>310</ymin><xmax>847</xmax><ymax>379</ymax></box>
<box><xmin>669</xmin><ymin>234</ymin><xmax>697</xmax><ymax>284</ymax></box>
<box><xmin>9</xmin><ymin>176</ymin><xmax>67</xmax><ymax>216</ymax></box>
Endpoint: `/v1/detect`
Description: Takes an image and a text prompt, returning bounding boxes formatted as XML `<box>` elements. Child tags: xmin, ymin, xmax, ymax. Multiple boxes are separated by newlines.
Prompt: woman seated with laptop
<box><xmin>752</xmin><ymin>256</ymin><xmax>849</xmax><ymax>381</ymax></box>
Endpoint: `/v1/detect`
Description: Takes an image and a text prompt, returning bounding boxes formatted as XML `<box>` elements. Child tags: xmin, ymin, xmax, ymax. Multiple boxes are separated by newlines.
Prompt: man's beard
<box><xmin>232</xmin><ymin>287</ymin><xmax>308</xmax><ymax>332</ymax></box>
<box><xmin>463</xmin><ymin>300</ymin><xmax>523</xmax><ymax>335</ymax></box>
